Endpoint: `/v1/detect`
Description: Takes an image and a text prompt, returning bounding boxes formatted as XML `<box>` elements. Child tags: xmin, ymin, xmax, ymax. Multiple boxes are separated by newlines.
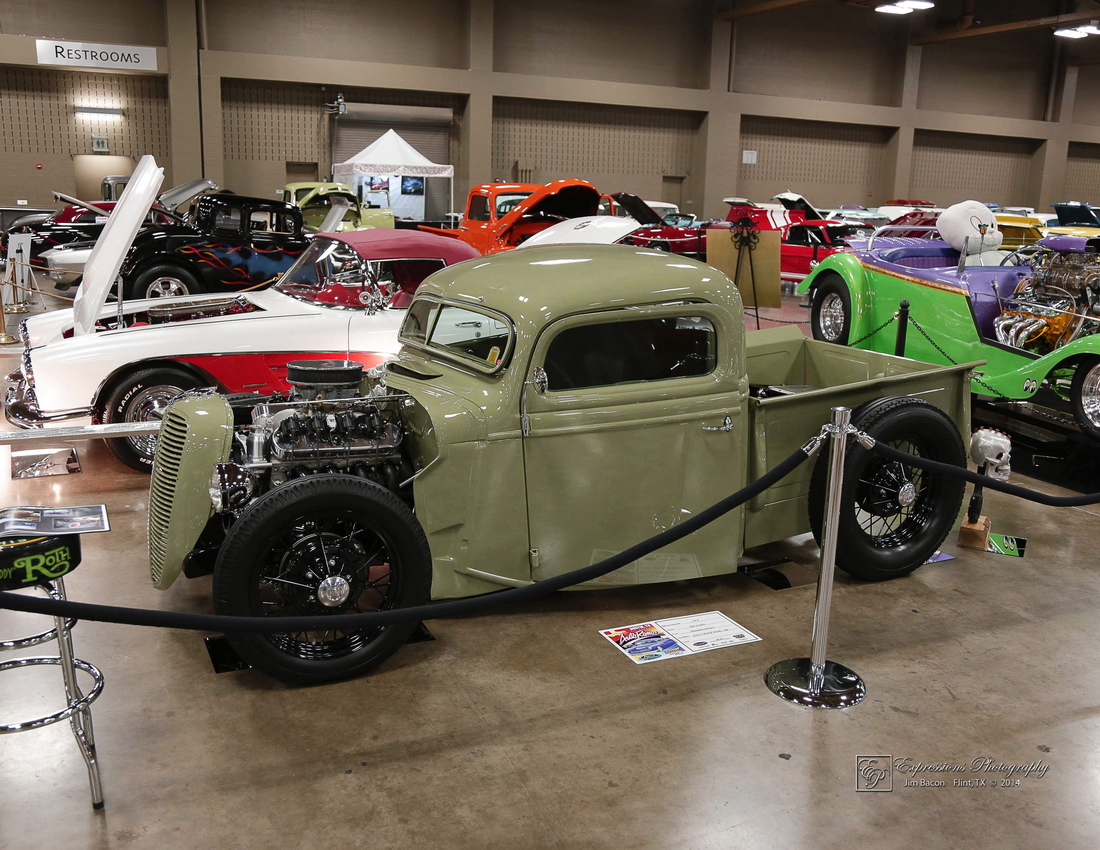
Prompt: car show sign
<box><xmin>36</xmin><ymin>39</ymin><xmax>158</xmax><ymax>71</ymax></box>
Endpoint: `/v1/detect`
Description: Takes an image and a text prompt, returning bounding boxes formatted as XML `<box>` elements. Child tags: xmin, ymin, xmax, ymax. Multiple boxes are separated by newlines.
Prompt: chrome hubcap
<box><xmin>126</xmin><ymin>385</ymin><xmax>185</xmax><ymax>454</ymax></box>
<box><xmin>1081</xmin><ymin>363</ymin><xmax>1100</xmax><ymax>427</ymax></box>
<box><xmin>317</xmin><ymin>575</ymin><xmax>352</xmax><ymax>607</ymax></box>
<box><xmin>819</xmin><ymin>293</ymin><xmax>846</xmax><ymax>341</ymax></box>
<box><xmin>897</xmin><ymin>482</ymin><xmax>917</xmax><ymax>507</ymax></box>
<box><xmin>146</xmin><ymin>276</ymin><xmax>188</xmax><ymax>298</ymax></box>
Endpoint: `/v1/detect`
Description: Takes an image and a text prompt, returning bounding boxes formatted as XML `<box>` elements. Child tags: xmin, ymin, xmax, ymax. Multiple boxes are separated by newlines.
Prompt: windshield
<box><xmin>275</xmin><ymin>237</ymin><xmax>369</xmax><ymax>305</ymax></box>
<box><xmin>399</xmin><ymin>298</ymin><xmax>514</xmax><ymax>374</ymax></box>
<box><xmin>495</xmin><ymin>192</ymin><xmax>532</xmax><ymax>218</ymax></box>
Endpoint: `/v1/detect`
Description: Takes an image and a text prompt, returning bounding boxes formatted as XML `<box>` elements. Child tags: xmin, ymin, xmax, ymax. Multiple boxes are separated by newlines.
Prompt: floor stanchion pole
<box><xmin>764</xmin><ymin>406</ymin><xmax>867</xmax><ymax>709</ymax></box>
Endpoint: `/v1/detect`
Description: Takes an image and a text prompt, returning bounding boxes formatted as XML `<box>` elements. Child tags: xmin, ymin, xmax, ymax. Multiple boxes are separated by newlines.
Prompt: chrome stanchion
<box><xmin>765</xmin><ymin>406</ymin><xmax>867</xmax><ymax>709</ymax></box>
<box><xmin>5</xmin><ymin>244</ymin><xmax>31</xmax><ymax>314</ymax></box>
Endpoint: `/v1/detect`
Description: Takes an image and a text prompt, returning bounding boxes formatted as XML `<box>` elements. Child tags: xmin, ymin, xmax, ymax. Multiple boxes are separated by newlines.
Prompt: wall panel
<box><xmin>731</xmin><ymin>2</ymin><xmax>906</xmax><ymax>106</ymax></box>
<box><xmin>492</xmin><ymin>98</ymin><xmax>701</xmax><ymax>202</ymax></box>
<box><xmin>206</xmin><ymin>0</ymin><xmax>468</xmax><ymax>69</ymax></box>
<box><xmin>917</xmin><ymin>32</ymin><xmax>1053</xmax><ymax>121</ymax></box>
<box><xmin>1072</xmin><ymin>65</ymin><xmax>1100</xmax><ymax>127</ymax></box>
<box><xmin>0</xmin><ymin>0</ymin><xmax>165</xmax><ymax>46</ymax></box>
<box><xmin>910</xmin><ymin>130</ymin><xmax>1039</xmax><ymax>207</ymax></box>
<box><xmin>0</xmin><ymin>66</ymin><xmax>168</xmax><ymax>205</ymax></box>
<box><xmin>222</xmin><ymin>79</ymin><xmax>463</xmax><ymax>199</ymax></box>
<box><xmin>736</xmin><ymin>116</ymin><xmax>891</xmax><ymax>207</ymax></box>
<box><xmin>1065</xmin><ymin>142</ymin><xmax>1100</xmax><ymax>202</ymax></box>
<box><xmin>494</xmin><ymin>0</ymin><xmax>710</xmax><ymax>90</ymax></box>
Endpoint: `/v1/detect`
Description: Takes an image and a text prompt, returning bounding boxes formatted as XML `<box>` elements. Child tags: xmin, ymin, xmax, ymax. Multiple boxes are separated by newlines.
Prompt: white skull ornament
<box><xmin>969</xmin><ymin>428</ymin><xmax>1011</xmax><ymax>482</ymax></box>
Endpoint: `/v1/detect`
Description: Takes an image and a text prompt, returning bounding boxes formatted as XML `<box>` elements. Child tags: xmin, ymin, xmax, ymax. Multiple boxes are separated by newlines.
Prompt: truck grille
<box><xmin>148</xmin><ymin>409</ymin><xmax>189</xmax><ymax>585</ymax></box>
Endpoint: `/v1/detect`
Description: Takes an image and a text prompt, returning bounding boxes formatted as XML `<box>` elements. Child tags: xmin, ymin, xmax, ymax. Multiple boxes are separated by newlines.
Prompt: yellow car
<box><xmin>281</xmin><ymin>182</ymin><xmax>394</xmax><ymax>231</ymax></box>
<box><xmin>994</xmin><ymin>213</ymin><xmax>1045</xmax><ymax>250</ymax></box>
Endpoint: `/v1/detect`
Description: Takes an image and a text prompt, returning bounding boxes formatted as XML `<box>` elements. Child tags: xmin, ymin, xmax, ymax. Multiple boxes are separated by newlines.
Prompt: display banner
<box><xmin>36</xmin><ymin>39</ymin><xmax>158</xmax><ymax>72</ymax></box>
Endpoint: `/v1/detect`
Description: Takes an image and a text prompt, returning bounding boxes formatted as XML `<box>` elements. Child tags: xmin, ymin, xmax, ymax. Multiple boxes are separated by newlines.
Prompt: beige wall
<box><xmin>1066</xmin><ymin>142</ymin><xmax>1100</xmax><ymax>201</ymax></box>
<box><xmin>1</xmin><ymin>0</ymin><xmax>1099</xmax><ymax>213</ymax></box>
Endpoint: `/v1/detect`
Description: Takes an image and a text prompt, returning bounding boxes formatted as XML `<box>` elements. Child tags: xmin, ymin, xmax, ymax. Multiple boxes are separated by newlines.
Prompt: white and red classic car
<box><xmin>5</xmin><ymin>162</ymin><xmax>479</xmax><ymax>471</ymax></box>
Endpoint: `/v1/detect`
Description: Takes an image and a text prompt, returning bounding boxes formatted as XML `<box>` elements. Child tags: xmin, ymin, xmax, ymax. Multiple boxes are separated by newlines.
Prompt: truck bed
<box><xmin>741</xmin><ymin>325</ymin><xmax>979</xmax><ymax>548</ymax></box>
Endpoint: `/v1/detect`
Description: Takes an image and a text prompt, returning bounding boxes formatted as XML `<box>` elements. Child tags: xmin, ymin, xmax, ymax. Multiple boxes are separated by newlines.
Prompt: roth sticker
<box><xmin>987</xmin><ymin>533</ymin><xmax>1026</xmax><ymax>557</ymax></box>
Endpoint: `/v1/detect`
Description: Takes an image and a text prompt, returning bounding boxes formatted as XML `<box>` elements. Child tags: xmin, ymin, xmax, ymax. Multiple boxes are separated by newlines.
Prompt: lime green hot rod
<box><xmin>148</xmin><ymin>245</ymin><xmax>976</xmax><ymax>683</ymax></box>
<box><xmin>801</xmin><ymin>232</ymin><xmax>1100</xmax><ymax>438</ymax></box>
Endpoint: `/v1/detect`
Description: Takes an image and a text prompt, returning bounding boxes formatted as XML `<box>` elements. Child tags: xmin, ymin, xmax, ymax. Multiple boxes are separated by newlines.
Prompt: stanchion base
<box><xmin>765</xmin><ymin>657</ymin><xmax>866</xmax><ymax>709</ymax></box>
<box><xmin>3</xmin><ymin>306</ymin><xmax>29</xmax><ymax>314</ymax></box>
<box><xmin>0</xmin><ymin>332</ymin><xmax>18</xmax><ymax>345</ymax></box>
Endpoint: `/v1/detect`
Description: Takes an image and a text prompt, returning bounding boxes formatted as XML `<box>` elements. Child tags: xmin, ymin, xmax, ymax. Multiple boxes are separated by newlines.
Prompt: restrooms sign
<box><xmin>36</xmin><ymin>39</ymin><xmax>158</xmax><ymax>72</ymax></box>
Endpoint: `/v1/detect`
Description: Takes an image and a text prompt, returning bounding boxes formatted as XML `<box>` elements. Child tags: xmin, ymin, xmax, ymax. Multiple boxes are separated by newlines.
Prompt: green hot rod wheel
<box><xmin>212</xmin><ymin>475</ymin><xmax>431</xmax><ymax>685</ymax></box>
<box><xmin>810</xmin><ymin>274</ymin><xmax>852</xmax><ymax>345</ymax></box>
<box><xmin>808</xmin><ymin>396</ymin><xmax>966</xmax><ymax>582</ymax></box>
<box><xmin>1070</xmin><ymin>356</ymin><xmax>1100</xmax><ymax>441</ymax></box>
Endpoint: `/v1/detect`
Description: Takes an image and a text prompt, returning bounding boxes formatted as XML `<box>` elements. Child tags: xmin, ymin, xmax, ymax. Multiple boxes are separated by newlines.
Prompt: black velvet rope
<box><xmin>868</xmin><ymin>440</ymin><xmax>1100</xmax><ymax>507</ymax></box>
<box><xmin>0</xmin><ymin>446</ymin><xmax>813</xmax><ymax>632</ymax></box>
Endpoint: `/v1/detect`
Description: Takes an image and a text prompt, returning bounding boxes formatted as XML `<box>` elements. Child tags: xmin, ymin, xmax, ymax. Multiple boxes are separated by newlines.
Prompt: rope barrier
<box><xmin>867</xmin><ymin>439</ymin><xmax>1100</xmax><ymax>507</ymax></box>
<box><xmin>0</xmin><ymin>444</ymin><xmax>814</xmax><ymax>632</ymax></box>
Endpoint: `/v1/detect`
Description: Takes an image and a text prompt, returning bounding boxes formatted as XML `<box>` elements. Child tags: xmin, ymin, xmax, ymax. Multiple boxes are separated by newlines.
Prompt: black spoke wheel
<box><xmin>810</xmin><ymin>274</ymin><xmax>852</xmax><ymax>345</ymax></box>
<box><xmin>808</xmin><ymin>396</ymin><xmax>966</xmax><ymax>581</ymax></box>
<box><xmin>212</xmin><ymin>476</ymin><xmax>430</xmax><ymax>685</ymax></box>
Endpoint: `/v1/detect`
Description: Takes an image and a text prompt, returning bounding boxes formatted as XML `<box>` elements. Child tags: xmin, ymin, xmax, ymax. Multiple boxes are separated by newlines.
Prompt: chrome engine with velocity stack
<box><xmin>995</xmin><ymin>236</ymin><xmax>1100</xmax><ymax>354</ymax></box>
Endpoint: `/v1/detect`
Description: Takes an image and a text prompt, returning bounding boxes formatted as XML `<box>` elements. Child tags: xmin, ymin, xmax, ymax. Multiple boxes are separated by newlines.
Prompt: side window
<box><xmin>467</xmin><ymin>195</ymin><xmax>490</xmax><ymax>222</ymax></box>
<box><xmin>786</xmin><ymin>226</ymin><xmax>809</xmax><ymax>245</ymax></box>
<box><xmin>249</xmin><ymin>211</ymin><xmax>271</xmax><ymax>232</ymax></box>
<box><xmin>543</xmin><ymin>316</ymin><xmax>716</xmax><ymax>391</ymax></box>
<box><xmin>213</xmin><ymin>207</ymin><xmax>242</xmax><ymax>234</ymax></box>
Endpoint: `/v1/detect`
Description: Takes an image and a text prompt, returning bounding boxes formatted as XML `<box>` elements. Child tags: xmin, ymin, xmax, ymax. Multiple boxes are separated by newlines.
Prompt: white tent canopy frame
<box><xmin>332</xmin><ymin>129</ymin><xmax>454</xmax><ymax>219</ymax></box>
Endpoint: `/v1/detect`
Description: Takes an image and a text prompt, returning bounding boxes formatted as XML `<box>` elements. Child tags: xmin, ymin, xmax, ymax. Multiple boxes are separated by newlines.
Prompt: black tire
<box><xmin>649</xmin><ymin>240</ymin><xmax>672</xmax><ymax>252</ymax></box>
<box><xmin>808</xmin><ymin>396</ymin><xmax>966</xmax><ymax>581</ymax></box>
<box><xmin>1071</xmin><ymin>356</ymin><xmax>1100</xmax><ymax>441</ymax></box>
<box><xmin>212</xmin><ymin>475</ymin><xmax>431</xmax><ymax>685</ymax></box>
<box><xmin>128</xmin><ymin>263</ymin><xmax>201</xmax><ymax>299</ymax></box>
<box><xmin>810</xmin><ymin>275</ymin><xmax>852</xmax><ymax>345</ymax></box>
<box><xmin>102</xmin><ymin>366</ymin><xmax>203</xmax><ymax>472</ymax></box>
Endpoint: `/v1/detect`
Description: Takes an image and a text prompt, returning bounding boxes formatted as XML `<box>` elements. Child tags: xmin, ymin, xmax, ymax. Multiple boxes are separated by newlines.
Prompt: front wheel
<box><xmin>808</xmin><ymin>396</ymin><xmax>966</xmax><ymax>581</ymax></box>
<box><xmin>212</xmin><ymin>476</ymin><xmax>431</xmax><ymax>685</ymax></box>
<box><xmin>102</xmin><ymin>366</ymin><xmax>203</xmax><ymax>471</ymax></box>
<box><xmin>1071</xmin><ymin>356</ymin><xmax>1100</xmax><ymax>440</ymax></box>
<box><xmin>810</xmin><ymin>275</ymin><xmax>852</xmax><ymax>345</ymax></box>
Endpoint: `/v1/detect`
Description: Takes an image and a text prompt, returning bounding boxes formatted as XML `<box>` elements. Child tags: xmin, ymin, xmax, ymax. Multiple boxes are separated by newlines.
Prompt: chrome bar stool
<box><xmin>0</xmin><ymin>535</ymin><xmax>105</xmax><ymax>809</ymax></box>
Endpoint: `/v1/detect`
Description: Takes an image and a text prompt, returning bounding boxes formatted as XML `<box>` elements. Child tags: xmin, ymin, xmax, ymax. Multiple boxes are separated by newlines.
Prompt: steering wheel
<box><xmin>999</xmin><ymin>245</ymin><xmax>1039</xmax><ymax>267</ymax></box>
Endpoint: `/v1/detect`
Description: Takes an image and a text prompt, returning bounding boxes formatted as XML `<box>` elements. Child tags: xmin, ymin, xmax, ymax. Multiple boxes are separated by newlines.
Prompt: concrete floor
<box><xmin>2</xmin><ymin>294</ymin><xmax>1099</xmax><ymax>848</ymax></box>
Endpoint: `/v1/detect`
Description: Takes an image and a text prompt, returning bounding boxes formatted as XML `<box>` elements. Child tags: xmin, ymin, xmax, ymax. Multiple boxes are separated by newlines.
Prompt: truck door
<box><xmin>520</xmin><ymin>304</ymin><xmax>749</xmax><ymax>586</ymax></box>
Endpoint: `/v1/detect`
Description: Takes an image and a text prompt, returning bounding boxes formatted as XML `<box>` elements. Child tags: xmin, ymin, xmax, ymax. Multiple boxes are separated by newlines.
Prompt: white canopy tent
<box><xmin>332</xmin><ymin>129</ymin><xmax>454</xmax><ymax>220</ymax></box>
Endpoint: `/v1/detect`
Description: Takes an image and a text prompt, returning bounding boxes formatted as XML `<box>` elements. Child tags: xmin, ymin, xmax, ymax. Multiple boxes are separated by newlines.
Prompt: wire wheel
<box><xmin>808</xmin><ymin>396</ymin><xmax>965</xmax><ymax>581</ymax></box>
<box><xmin>257</xmin><ymin>514</ymin><xmax>397</xmax><ymax>659</ymax></box>
<box><xmin>852</xmin><ymin>439</ymin><xmax>934</xmax><ymax>549</ymax></box>
<box><xmin>213</xmin><ymin>475</ymin><xmax>430</xmax><ymax>684</ymax></box>
<box><xmin>1071</xmin><ymin>356</ymin><xmax>1100</xmax><ymax>440</ymax></box>
<box><xmin>102</xmin><ymin>367</ymin><xmax>201</xmax><ymax>471</ymax></box>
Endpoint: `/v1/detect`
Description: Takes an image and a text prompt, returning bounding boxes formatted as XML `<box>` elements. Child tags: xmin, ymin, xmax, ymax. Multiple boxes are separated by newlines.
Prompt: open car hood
<box><xmin>607</xmin><ymin>193</ymin><xmax>665</xmax><ymax>226</ymax></box>
<box><xmin>73</xmin><ymin>155</ymin><xmax>164</xmax><ymax>336</ymax></box>
<box><xmin>772</xmin><ymin>191</ymin><xmax>824</xmax><ymax>221</ymax></box>
<box><xmin>497</xmin><ymin>179</ymin><xmax>600</xmax><ymax>229</ymax></box>
<box><xmin>51</xmin><ymin>192</ymin><xmax>112</xmax><ymax>218</ymax></box>
<box><xmin>157</xmin><ymin>178</ymin><xmax>218</xmax><ymax>212</ymax></box>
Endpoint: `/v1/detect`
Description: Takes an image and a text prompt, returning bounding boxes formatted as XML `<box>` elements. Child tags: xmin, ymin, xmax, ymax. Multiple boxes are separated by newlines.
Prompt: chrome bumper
<box><xmin>4</xmin><ymin>379</ymin><xmax>92</xmax><ymax>429</ymax></box>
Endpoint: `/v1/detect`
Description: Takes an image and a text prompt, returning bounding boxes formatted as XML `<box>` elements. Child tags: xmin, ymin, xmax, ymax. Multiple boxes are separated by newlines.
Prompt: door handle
<box><xmin>702</xmin><ymin>415</ymin><xmax>733</xmax><ymax>433</ymax></box>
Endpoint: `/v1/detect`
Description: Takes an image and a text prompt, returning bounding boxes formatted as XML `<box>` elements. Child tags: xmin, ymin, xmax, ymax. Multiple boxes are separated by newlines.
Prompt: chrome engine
<box><xmin>216</xmin><ymin>361</ymin><xmax>412</xmax><ymax>511</ymax></box>
<box><xmin>995</xmin><ymin>242</ymin><xmax>1100</xmax><ymax>353</ymax></box>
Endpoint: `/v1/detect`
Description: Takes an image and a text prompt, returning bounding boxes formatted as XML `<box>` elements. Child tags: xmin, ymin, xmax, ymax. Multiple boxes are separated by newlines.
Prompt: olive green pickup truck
<box><xmin>148</xmin><ymin>244</ymin><xmax>977</xmax><ymax>684</ymax></box>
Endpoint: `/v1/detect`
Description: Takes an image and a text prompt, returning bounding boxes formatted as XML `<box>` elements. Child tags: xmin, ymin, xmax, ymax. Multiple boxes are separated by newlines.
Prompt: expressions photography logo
<box><xmin>856</xmin><ymin>755</ymin><xmax>892</xmax><ymax>791</ymax></box>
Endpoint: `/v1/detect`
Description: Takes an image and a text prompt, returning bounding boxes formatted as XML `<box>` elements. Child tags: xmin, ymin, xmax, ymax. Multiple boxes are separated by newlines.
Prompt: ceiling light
<box><xmin>1078</xmin><ymin>20</ymin><xmax>1100</xmax><ymax>35</ymax></box>
<box><xmin>1054</xmin><ymin>27</ymin><xmax>1089</xmax><ymax>38</ymax></box>
<box><xmin>75</xmin><ymin>106</ymin><xmax>124</xmax><ymax>117</ymax></box>
<box><xmin>897</xmin><ymin>1</ymin><xmax>935</xmax><ymax>9</ymax></box>
<box><xmin>876</xmin><ymin>4</ymin><xmax>915</xmax><ymax>15</ymax></box>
